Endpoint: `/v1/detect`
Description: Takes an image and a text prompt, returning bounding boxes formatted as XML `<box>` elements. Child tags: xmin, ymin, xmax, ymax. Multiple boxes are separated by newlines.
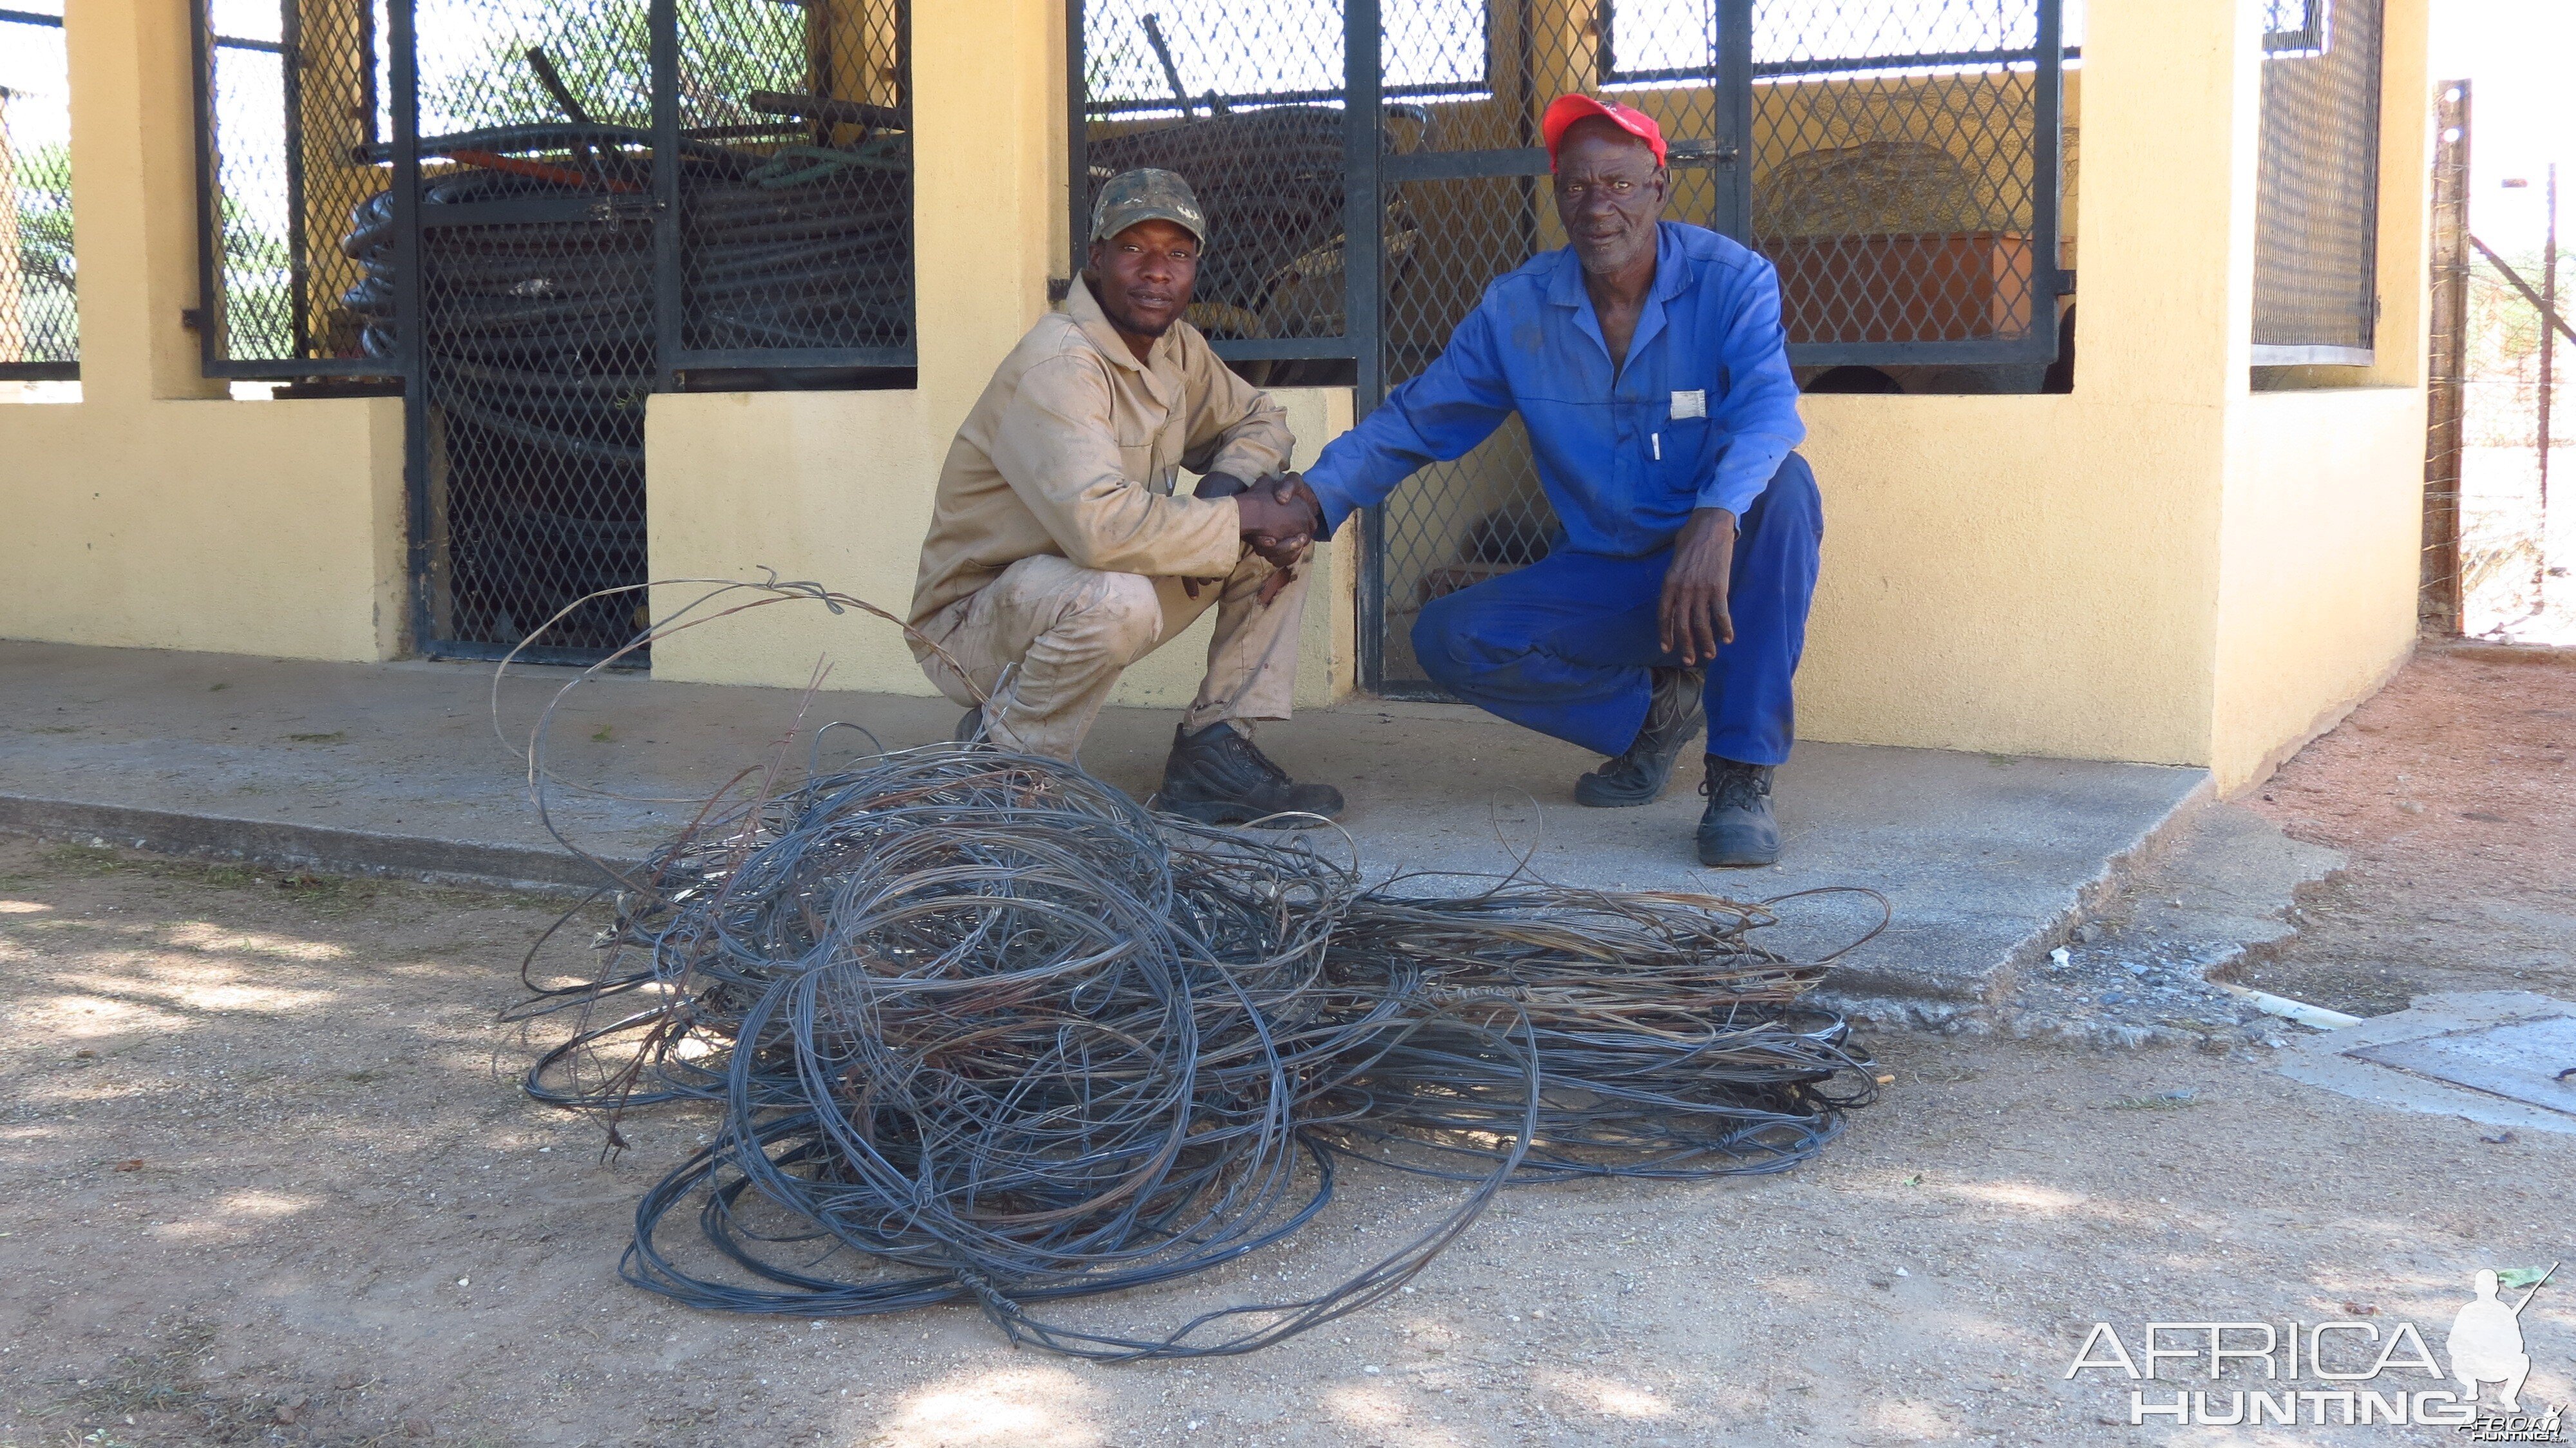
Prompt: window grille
<box><xmin>2251</xmin><ymin>0</ymin><xmax>2383</xmax><ymax>365</ymax></box>
<box><xmin>1</xmin><ymin>0</ymin><xmax>77</xmax><ymax>379</ymax></box>
<box><xmin>1741</xmin><ymin>0</ymin><xmax>2066</xmax><ymax>366</ymax></box>
<box><xmin>193</xmin><ymin>0</ymin><xmax>392</xmax><ymax>372</ymax></box>
<box><xmin>189</xmin><ymin>0</ymin><xmax>913</xmax><ymax>663</ymax></box>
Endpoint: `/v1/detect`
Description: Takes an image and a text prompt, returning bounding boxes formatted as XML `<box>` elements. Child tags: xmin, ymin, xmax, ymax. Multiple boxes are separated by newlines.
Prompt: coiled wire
<box><xmin>497</xmin><ymin>579</ymin><xmax>1881</xmax><ymax>1360</ymax></box>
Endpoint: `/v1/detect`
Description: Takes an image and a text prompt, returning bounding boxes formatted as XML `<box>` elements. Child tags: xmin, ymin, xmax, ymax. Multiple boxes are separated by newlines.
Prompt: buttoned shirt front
<box><xmin>1302</xmin><ymin>222</ymin><xmax>1805</xmax><ymax>558</ymax></box>
<box><xmin>907</xmin><ymin>278</ymin><xmax>1293</xmax><ymax>648</ymax></box>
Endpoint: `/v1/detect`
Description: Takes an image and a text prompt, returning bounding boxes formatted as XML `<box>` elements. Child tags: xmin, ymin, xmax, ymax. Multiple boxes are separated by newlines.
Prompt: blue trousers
<box><xmin>1411</xmin><ymin>454</ymin><xmax>1821</xmax><ymax>766</ymax></box>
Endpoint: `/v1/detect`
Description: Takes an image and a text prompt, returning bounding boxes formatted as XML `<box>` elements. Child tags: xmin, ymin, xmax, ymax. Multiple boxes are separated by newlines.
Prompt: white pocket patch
<box><xmin>1670</xmin><ymin>388</ymin><xmax>1707</xmax><ymax>420</ymax></box>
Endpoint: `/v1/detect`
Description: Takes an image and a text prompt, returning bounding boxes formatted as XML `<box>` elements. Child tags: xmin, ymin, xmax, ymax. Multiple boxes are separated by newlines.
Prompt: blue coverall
<box><xmin>1303</xmin><ymin>221</ymin><xmax>1820</xmax><ymax>766</ymax></box>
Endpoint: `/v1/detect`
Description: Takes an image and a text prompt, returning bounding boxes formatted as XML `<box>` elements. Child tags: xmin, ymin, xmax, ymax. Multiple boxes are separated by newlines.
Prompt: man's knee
<box><xmin>1412</xmin><ymin>592</ymin><xmax>1477</xmax><ymax>684</ymax></box>
<box><xmin>1054</xmin><ymin>569</ymin><xmax>1162</xmax><ymax>665</ymax></box>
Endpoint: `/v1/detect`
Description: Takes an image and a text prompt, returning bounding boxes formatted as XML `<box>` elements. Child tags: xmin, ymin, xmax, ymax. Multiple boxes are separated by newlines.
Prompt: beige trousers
<box><xmin>916</xmin><ymin>548</ymin><xmax>1305</xmax><ymax>761</ymax></box>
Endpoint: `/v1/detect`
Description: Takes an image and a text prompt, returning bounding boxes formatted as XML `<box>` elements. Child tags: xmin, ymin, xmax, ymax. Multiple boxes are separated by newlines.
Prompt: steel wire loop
<box><xmin>504</xmin><ymin>580</ymin><xmax>1884</xmax><ymax>1358</ymax></box>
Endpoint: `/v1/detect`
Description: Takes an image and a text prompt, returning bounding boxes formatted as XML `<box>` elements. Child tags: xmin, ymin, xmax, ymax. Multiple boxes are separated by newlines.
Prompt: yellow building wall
<box><xmin>0</xmin><ymin>0</ymin><xmax>404</xmax><ymax>661</ymax></box>
<box><xmin>645</xmin><ymin>386</ymin><xmax>1359</xmax><ymax>709</ymax></box>
<box><xmin>2205</xmin><ymin>0</ymin><xmax>2432</xmax><ymax>790</ymax></box>
<box><xmin>1795</xmin><ymin>395</ymin><xmax>2225</xmax><ymax>765</ymax></box>
<box><xmin>0</xmin><ymin>0</ymin><xmax>2436</xmax><ymax>792</ymax></box>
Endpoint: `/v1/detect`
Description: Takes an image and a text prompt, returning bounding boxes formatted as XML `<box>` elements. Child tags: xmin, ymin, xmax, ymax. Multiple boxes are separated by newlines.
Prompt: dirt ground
<box><xmin>2240</xmin><ymin>645</ymin><xmax>2576</xmax><ymax>1016</ymax></box>
<box><xmin>3</xmin><ymin>651</ymin><xmax>2572</xmax><ymax>1448</ymax></box>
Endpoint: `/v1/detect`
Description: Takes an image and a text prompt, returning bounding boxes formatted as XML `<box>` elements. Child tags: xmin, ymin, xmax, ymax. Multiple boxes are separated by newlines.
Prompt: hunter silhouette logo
<box><xmin>2066</xmin><ymin>1260</ymin><xmax>2565</xmax><ymax>1430</ymax></box>
<box><xmin>2450</xmin><ymin>1264</ymin><xmax>2553</xmax><ymax>1412</ymax></box>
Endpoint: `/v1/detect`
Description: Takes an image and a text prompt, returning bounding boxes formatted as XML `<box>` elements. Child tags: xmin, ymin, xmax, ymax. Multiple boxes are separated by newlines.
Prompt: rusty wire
<box><xmin>497</xmin><ymin>578</ymin><xmax>1880</xmax><ymax>1358</ymax></box>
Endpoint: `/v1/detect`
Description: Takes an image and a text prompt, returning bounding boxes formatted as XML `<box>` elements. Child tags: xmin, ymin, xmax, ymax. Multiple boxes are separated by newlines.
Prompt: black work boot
<box><xmin>1696</xmin><ymin>755</ymin><xmax>1780</xmax><ymax>867</ymax></box>
<box><xmin>1573</xmin><ymin>667</ymin><xmax>1706</xmax><ymax>807</ymax></box>
<box><xmin>954</xmin><ymin>704</ymin><xmax>984</xmax><ymax>743</ymax></box>
<box><xmin>1157</xmin><ymin>721</ymin><xmax>1345</xmax><ymax>828</ymax></box>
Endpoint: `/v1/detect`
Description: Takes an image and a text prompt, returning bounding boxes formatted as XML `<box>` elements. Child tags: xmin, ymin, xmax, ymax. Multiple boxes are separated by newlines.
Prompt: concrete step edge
<box><xmin>0</xmin><ymin>793</ymin><xmax>632</xmax><ymax>894</ymax></box>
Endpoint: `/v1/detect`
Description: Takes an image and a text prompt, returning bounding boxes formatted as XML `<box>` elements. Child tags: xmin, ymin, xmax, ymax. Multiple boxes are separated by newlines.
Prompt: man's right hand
<box><xmin>1234</xmin><ymin>476</ymin><xmax>1323</xmax><ymax>569</ymax></box>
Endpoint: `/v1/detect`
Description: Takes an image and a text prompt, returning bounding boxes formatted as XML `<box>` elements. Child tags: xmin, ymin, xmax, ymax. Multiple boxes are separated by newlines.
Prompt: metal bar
<box><xmin>1383</xmin><ymin>148</ymin><xmax>1548</xmax><ymax>182</ymax></box>
<box><xmin>200</xmin><ymin>357</ymin><xmax>405</xmax><ymax>380</ymax></box>
<box><xmin>650</xmin><ymin>0</ymin><xmax>681</xmax><ymax>394</ymax></box>
<box><xmin>1205</xmin><ymin>338</ymin><xmax>1360</xmax><ymax>363</ymax></box>
<box><xmin>390</xmin><ymin>0</ymin><xmax>430</xmax><ymax>656</ymax></box>
<box><xmin>0</xmin><ymin>362</ymin><xmax>79</xmax><ymax>381</ymax></box>
<box><xmin>189</xmin><ymin>0</ymin><xmax>223</xmax><ymax>374</ymax></box>
<box><xmin>1613</xmin><ymin>44</ymin><xmax>2061</xmax><ymax>88</ymax></box>
<box><xmin>0</xmin><ymin>8</ymin><xmax>63</xmax><ymax>25</ymax></box>
<box><xmin>211</xmin><ymin>33</ymin><xmax>285</xmax><ymax>53</ymax></box>
<box><xmin>2032</xmin><ymin>0</ymin><xmax>2066</xmax><ymax>306</ymax></box>
<box><xmin>415</xmin><ymin>196</ymin><xmax>644</xmax><ymax>227</ymax></box>
<box><xmin>2422</xmin><ymin>79</ymin><xmax>2470</xmax><ymax>635</ymax></box>
<box><xmin>2470</xmin><ymin>235</ymin><xmax>2576</xmax><ymax>348</ymax></box>
<box><xmin>1793</xmin><ymin>336</ymin><xmax>2063</xmax><ymax>368</ymax></box>
<box><xmin>744</xmin><ymin>90</ymin><xmax>907</xmax><ymax>131</ymax></box>
<box><xmin>1140</xmin><ymin>13</ymin><xmax>1194</xmax><ymax>120</ymax></box>
<box><xmin>672</xmin><ymin>346</ymin><xmax>920</xmax><ymax>369</ymax></box>
<box><xmin>2357</xmin><ymin>0</ymin><xmax>2386</xmax><ymax>348</ymax></box>
<box><xmin>421</xmin><ymin>639</ymin><xmax>650</xmax><ymax>670</ymax></box>
<box><xmin>1714</xmin><ymin>0</ymin><xmax>1752</xmax><ymax>240</ymax></box>
<box><xmin>279</xmin><ymin>0</ymin><xmax>312</xmax><ymax>360</ymax></box>
<box><xmin>2246</xmin><ymin>344</ymin><xmax>2376</xmax><ymax>367</ymax></box>
<box><xmin>1079</xmin><ymin>78</ymin><xmax>1489</xmax><ymax>116</ymax></box>
<box><xmin>1066</xmin><ymin>0</ymin><xmax>1089</xmax><ymax>275</ymax></box>
<box><xmin>1347</xmin><ymin>0</ymin><xmax>1386</xmax><ymax>694</ymax></box>
<box><xmin>2543</xmin><ymin>162</ymin><xmax>2557</xmax><ymax>523</ymax></box>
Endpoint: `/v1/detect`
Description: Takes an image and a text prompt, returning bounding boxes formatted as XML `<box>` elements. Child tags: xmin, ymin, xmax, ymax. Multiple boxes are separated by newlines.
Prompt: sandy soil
<box><xmin>3</xmin><ymin>821</ymin><xmax>2570</xmax><ymax>1448</ymax></box>
<box><xmin>2242</xmin><ymin>645</ymin><xmax>2576</xmax><ymax>1016</ymax></box>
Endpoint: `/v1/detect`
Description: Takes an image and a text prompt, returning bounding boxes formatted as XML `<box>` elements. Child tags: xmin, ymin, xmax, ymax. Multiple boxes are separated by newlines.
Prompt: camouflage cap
<box><xmin>1090</xmin><ymin>167</ymin><xmax>1209</xmax><ymax>248</ymax></box>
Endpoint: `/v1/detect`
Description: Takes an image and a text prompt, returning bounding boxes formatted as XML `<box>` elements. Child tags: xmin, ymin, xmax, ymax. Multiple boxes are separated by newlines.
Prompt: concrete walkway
<box><xmin>0</xmin><ymin>639</ymin><xmax>2208</xmax><ymax>1018</ymax></box>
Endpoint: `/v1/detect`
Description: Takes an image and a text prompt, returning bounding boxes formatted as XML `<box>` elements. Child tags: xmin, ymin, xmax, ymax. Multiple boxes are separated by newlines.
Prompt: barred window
<box><xmin>1</xmin><ymin>0</ymin><xmax>77</xmax><ymax>379</ymax></box>
<box><xmin>2251</xmin><ymin>0</ymin><xmax>2383</xmax><ymax>365</ymax></box>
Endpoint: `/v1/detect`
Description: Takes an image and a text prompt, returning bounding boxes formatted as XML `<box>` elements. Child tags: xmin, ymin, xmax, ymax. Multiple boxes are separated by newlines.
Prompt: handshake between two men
<box><xmin>1192</xmin><ymin>471</ymin><xmax>1327</xmax><ymax>609</ymax></box>
<box><xmin>905</xmin><ymin>111</ymin><xmax>1827</xmax><ymax>867</ymax></box>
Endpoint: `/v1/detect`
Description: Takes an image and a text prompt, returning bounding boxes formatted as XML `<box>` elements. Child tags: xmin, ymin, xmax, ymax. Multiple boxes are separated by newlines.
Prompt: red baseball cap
<box><xmin>1542</xmin><ymin>94</ymin><xmax>1669</xmax><ymax>169</ymax></box>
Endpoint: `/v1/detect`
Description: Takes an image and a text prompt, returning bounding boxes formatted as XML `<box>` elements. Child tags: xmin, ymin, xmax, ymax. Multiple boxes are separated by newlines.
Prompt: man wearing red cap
<box><xmin>1266</xmin><ymin>95</ymin><xmax>1819</xmax><ymax>867</ymax></box>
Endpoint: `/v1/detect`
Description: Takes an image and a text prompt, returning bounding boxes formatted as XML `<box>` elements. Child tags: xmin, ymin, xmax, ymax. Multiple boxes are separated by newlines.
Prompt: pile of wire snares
<box><xmin>498</xmin><ymin>578</ymin><xmax>1886</xmax><ymax>1360</ymax></box>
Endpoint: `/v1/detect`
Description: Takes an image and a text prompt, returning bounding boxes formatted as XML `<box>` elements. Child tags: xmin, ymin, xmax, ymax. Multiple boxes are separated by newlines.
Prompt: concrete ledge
<box><xmin>0</xmin><ymin>639</ymin><xmax>2215</xmax><ymax>1019</ymax></box>
<box><xmin>0</xmin><ymin>795</ymin><xmax>628</xmax><ymax>894</ymax></box>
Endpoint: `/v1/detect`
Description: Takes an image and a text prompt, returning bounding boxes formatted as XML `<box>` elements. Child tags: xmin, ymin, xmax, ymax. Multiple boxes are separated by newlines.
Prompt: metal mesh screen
<box><xmin>1075</xmin><ymin>1</ymin><xmax>1367</xmax><ymax>372</ymax></box>
<box><xmin>196</xmin><ymin>0</ymin><xmax>388</xmax><ymax>369</ymax></box>
<box><xmin>2251</xmin><ymin>0</ymin><xmax>2383</xmax><ymax>362</ymax></box>
<box><xmin>403</xmin><ymin>0</ymin><xmax>657</xmax><ymax>656</ymax></box>
<box><xmin>674</xmin><ymin>0</ymin><xmax>913</xmax><ymax>363</ymax></box>
<box><xmin>1</xmin><ymin>1</ymin><xmax>77</xmax><ymax>379</ymax></box>
<box><xmin>1373</xmin><ymin>1</ymin><xmax>1606</xmax><ymax>687</ymax></box>
<box><xmin>1747</xmin><ymin>0</ymin><xmax>2058</xmax><ymax>360</ymax></box>
<box><xmin>418</xmin><ymin>214</ymin><xmax>655</xmax><ymax>654</ymax></box>
<box><xmin>254</xmin><ymin>0</ymin><xmax>917</xmax><ymax>660</ymax></box>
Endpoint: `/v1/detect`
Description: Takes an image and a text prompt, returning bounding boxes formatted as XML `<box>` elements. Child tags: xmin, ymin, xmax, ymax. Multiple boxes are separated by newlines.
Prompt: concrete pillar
<box><xmin>908</xmin><ymin>0</ymin><xmax>1060</xmax><ymax>430</ymax></box>
<box><xmin>2069</xmin><ymin>0</ymin><xmax>2266</xmax><ymax>412</ymax></box>
<box><xmin>61</xmin><ymin>0</ymin><xmax>227</xmax><ymax>402</ymax></box>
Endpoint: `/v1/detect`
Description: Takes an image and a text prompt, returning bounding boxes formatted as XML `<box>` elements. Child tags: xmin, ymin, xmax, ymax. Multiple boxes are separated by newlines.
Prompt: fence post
<box><xmin>2421</xmin><ymin>79</ymin><xmax>2469</xmax><ymax>634</ymax></box>
<box><xmin>1348</xmin><ymin>0</ymin><xmax>1386</xmax><ymax>692</ymax></box>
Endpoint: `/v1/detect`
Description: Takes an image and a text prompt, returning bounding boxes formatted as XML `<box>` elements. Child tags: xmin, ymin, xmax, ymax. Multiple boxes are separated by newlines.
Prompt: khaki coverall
<box><xmin>907</xmin><ymin>278</ymin><xmax>1302</xmax><ymax>760</ymax></box>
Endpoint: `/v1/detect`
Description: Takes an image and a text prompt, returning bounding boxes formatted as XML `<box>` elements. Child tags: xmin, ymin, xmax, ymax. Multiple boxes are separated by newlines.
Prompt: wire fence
<box><xmin>1</xmin><ymin>0</ymin><xmax>77</xmax><ymax>381</ymax></box>
<box><xmin>2250</xmin><ymin>0</ymin><xmax>2383</xmax><ymax>364</ymax></box>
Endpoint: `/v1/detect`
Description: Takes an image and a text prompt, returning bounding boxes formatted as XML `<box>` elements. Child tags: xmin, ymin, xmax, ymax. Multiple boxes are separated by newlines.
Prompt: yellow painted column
<box><xmin>61</xmin><ymin>0</ymin><xmax>227</xmax><ymax>402</ymax></box>
<box><xmin>2069</xmin><ymin>0</ymin><xmax>2266</xmax><ymax>412</ymax></box>
<box><xmin>907</xmin><ymin>0</ymin><xmax>1059</xmax><ymax>430</ymax></box>
<box><xmin>2366</xmin><ymin>0</ymin><xmax>2432</xmax><ymax>390</ymax></box>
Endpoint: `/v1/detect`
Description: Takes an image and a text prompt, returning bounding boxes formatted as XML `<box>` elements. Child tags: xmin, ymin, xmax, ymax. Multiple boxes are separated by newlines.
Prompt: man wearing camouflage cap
<box><xmin>907</xmin><ymin>167</ymin><xmax>1343</xmax><ymax>824</ymax></box>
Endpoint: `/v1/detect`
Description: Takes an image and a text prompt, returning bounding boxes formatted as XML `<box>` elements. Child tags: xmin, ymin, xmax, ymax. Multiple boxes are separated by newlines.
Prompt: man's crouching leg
<box><xmin>1155</xmin><ymin>550</ymin><xmax>1345</xmax><ymax>827</ymax></box>
<box><xmin>920</xmin><ymin>555</ymin><xmax>1162</xmax><ymax>762</ymax></box>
